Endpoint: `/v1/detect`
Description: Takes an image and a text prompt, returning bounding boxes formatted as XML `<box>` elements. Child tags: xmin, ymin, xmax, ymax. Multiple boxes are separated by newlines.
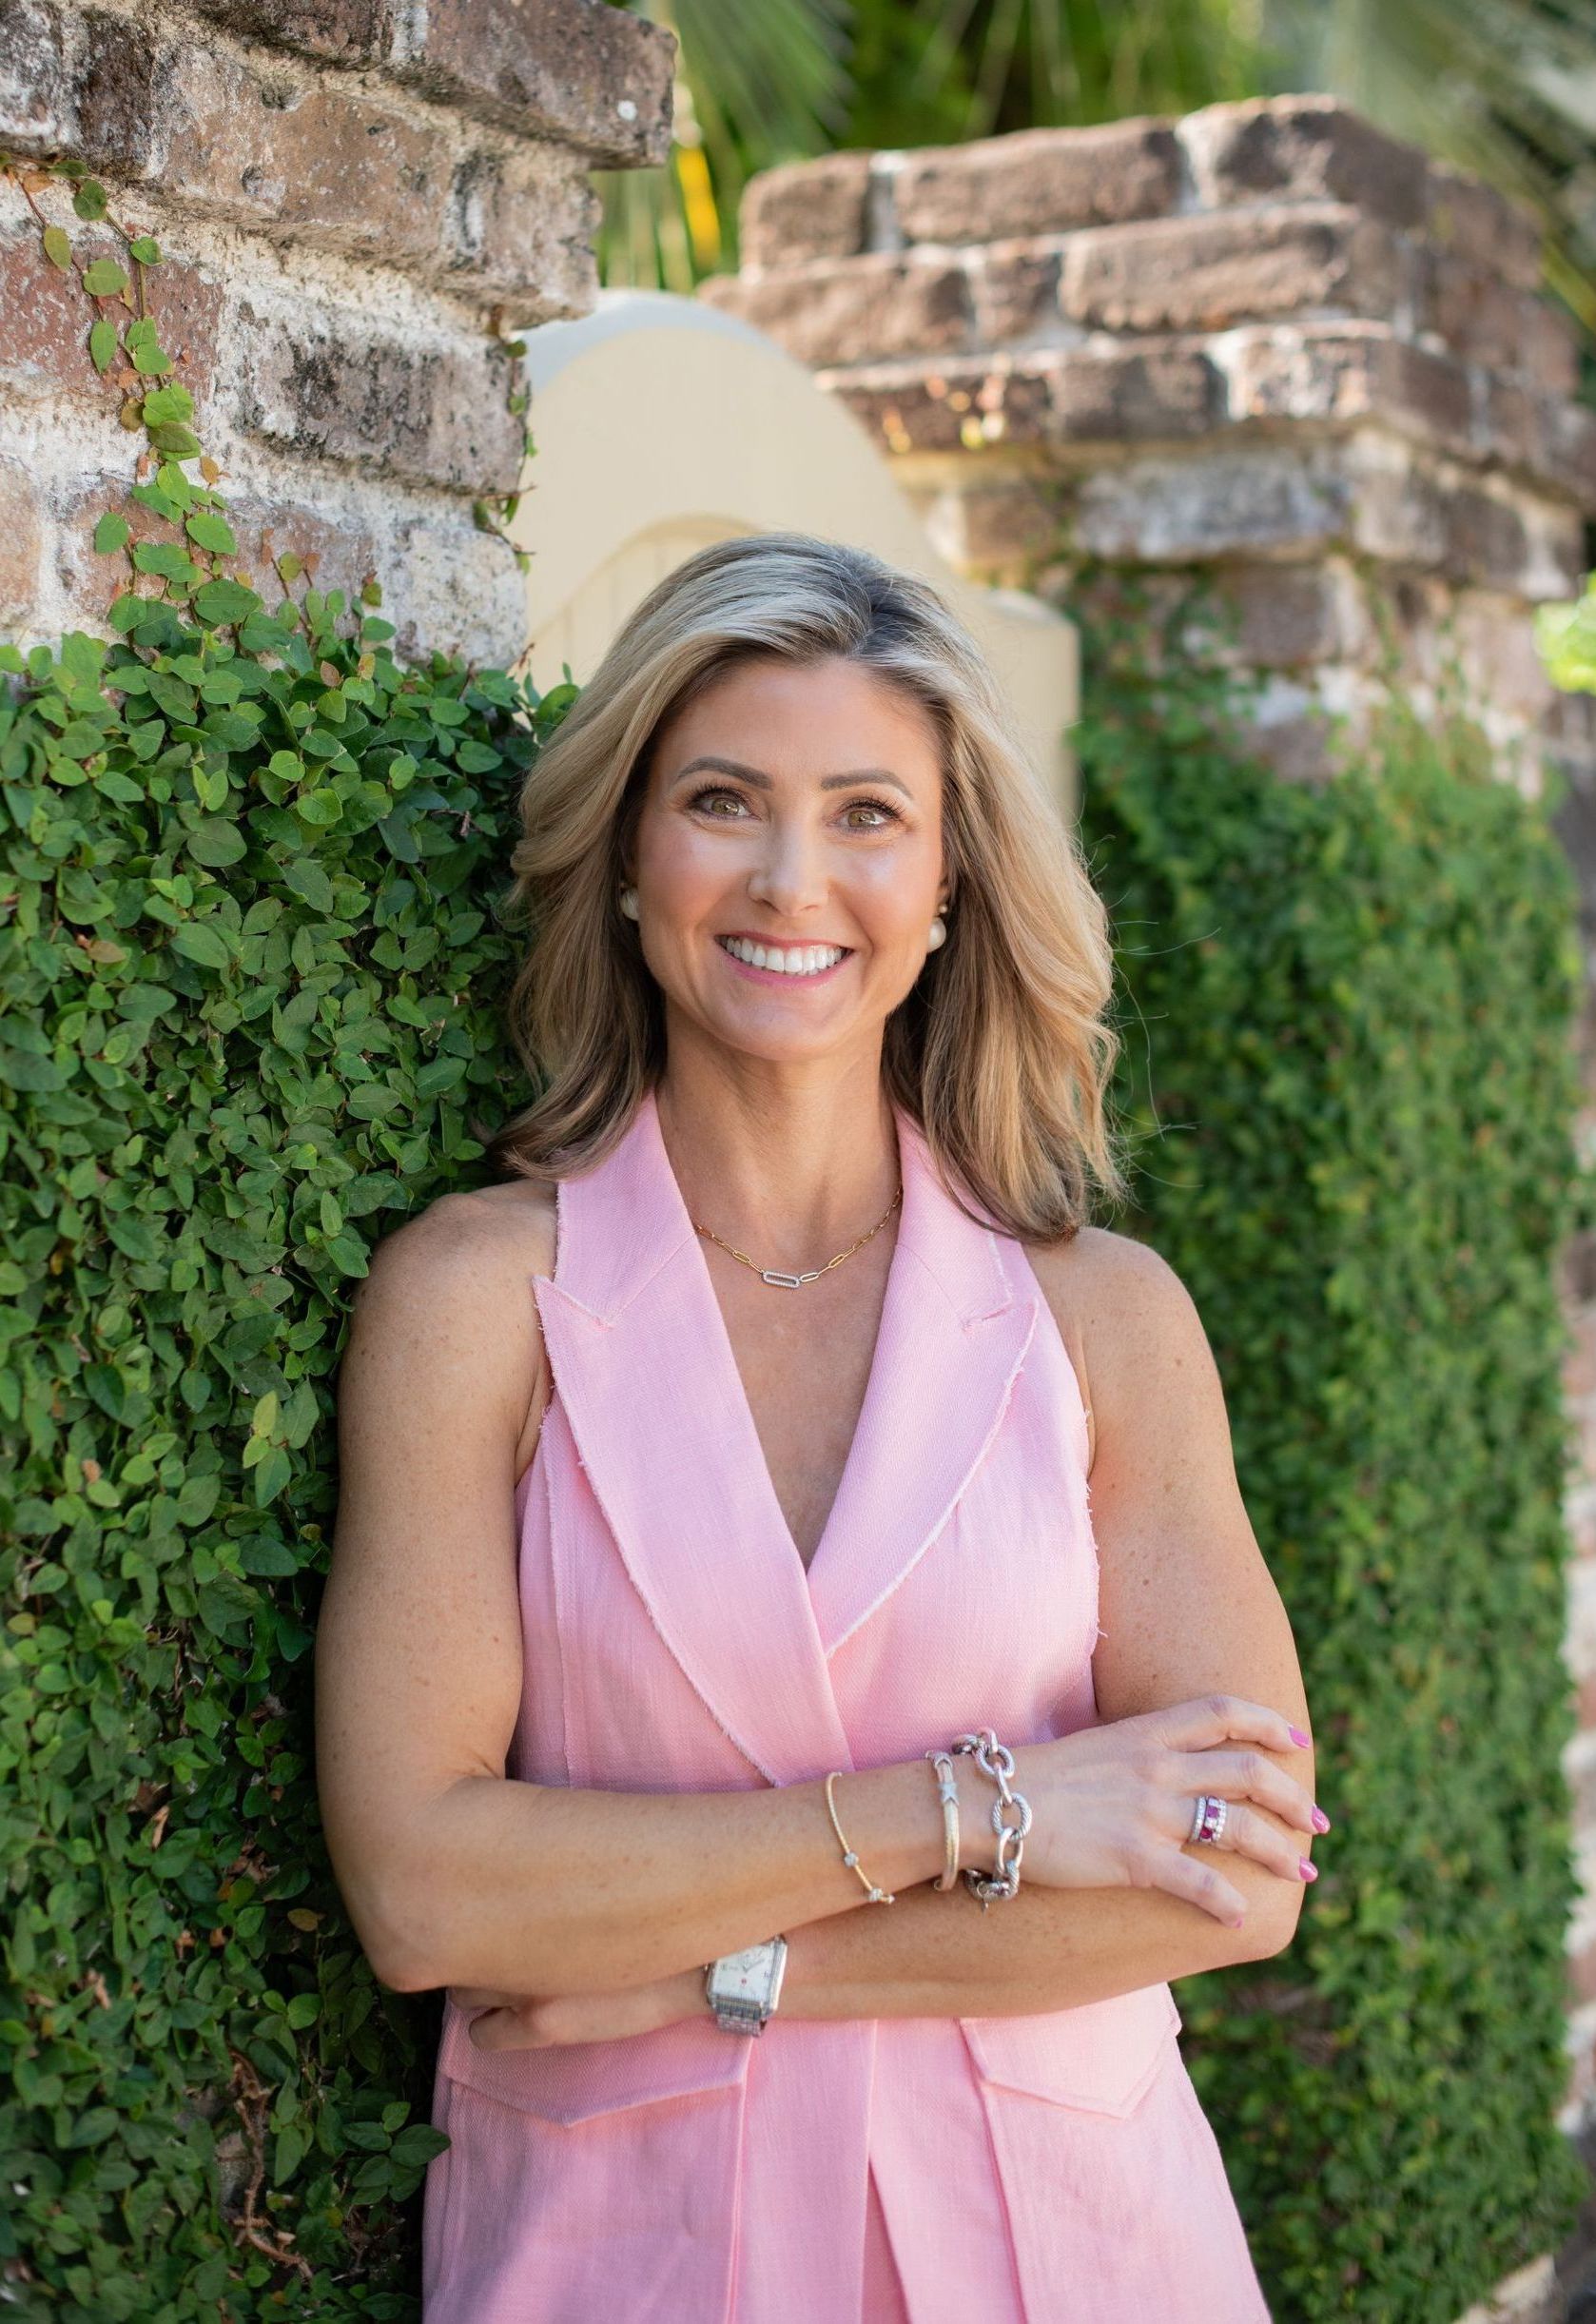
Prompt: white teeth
<box><xmin>720</xmin><ymin>935</ymin><xmax>846</xmax><ymax>976</ymax></box>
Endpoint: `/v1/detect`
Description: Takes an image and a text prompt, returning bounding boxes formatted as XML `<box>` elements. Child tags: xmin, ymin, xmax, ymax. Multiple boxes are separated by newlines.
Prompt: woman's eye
<box><xmin>686</xmin><ymin>787</ymin><xmax>901</xmax><ymax>829</ymax></box>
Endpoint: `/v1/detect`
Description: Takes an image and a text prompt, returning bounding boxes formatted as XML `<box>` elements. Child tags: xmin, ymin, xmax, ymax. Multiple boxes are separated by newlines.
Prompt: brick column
<box><xmin>0</xmin><ymin>0</ymin><xmax>675</xmax><ymax>664</ymax></box>
<box><xmin>700</xmin><ymin>97</ymin><xmax>1594</xmax><ymax>794</ymax></box>
<box><xmin>701</xmin><ymin>95</ymin><xmax>1596</xmax><ymax>2175</ymax></box>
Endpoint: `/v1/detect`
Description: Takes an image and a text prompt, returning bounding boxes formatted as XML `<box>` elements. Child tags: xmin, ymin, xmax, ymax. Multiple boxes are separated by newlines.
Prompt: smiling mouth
<box><xmin>716</xmin><ymin>934</ymin><xmax>851</xmax><ymax>978</ymax></box>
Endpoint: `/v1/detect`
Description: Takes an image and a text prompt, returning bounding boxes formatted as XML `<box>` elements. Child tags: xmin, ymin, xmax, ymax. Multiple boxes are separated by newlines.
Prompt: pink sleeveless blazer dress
<box><xmin>420</xmin><ymin>1085</ymin><xmax>1273</xmax><ymax>2322</ymax></box>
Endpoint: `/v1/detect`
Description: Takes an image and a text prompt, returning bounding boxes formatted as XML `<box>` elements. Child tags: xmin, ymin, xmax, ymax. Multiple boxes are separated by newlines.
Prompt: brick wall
<box><xmin>0</xmin><ymin>0</ymin><xmax>675</xmax><ymax>664</ymax></box>
<box><xmin>701</xmin><ymin>99</ymin><xmax>1594</xmax><ymax>797</ymax></box>
<box><xmin>703</xmin><ymin>95</ymin><xmax>1596</xmax><ymax>2314</ymax></box>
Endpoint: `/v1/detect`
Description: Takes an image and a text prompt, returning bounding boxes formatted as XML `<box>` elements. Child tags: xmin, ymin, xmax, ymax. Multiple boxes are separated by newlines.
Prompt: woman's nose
<box><xmin>747</xmin><ymin>822</ymin><xmax>828</xmax><ymax>912</ymax></box>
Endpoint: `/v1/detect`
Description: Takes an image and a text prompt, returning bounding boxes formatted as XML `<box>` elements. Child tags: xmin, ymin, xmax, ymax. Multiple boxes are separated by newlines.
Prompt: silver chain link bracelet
<box><xmin>950</xmin><ymin>1728</ymin><xmax>1032</xmax><ymax>1908</ymax></box>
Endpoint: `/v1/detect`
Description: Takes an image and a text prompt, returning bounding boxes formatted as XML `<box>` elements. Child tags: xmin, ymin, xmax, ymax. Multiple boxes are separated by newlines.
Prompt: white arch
<box><xmin>510</xmin><ymin>288</ymin><xmax>1079</xmax><ymax>818</ymax></box>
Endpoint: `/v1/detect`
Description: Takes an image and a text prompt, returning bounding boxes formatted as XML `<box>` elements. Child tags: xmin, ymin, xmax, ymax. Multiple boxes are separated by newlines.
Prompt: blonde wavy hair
<box><xmin>481</xmin><ymin>531</ymin><xmax>1128</xmax><ymax>1242</ymax></box>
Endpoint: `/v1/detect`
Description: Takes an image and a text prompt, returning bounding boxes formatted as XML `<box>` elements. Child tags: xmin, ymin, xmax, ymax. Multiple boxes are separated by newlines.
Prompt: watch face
<box><xmin>710</xmin><ymin>1941</ymin><xmax>783</xmax><ymax>2009</ymax></box>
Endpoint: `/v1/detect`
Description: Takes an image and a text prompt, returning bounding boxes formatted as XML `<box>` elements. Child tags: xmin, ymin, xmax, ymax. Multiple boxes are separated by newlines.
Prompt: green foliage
<box><xmin>1535</xmin><ymin>569</ymin><xmax>1596</xmax><ymax>694</ymax></box>
<box><xmin>0</xmin><ymin>570</ymin><xmax>573</xmax><ymax>2315</ymax></box>
<box><xmin>1075</xmin><ymin>570</ymin><xmax>1593</xmax><ymax>2319</ymax></box>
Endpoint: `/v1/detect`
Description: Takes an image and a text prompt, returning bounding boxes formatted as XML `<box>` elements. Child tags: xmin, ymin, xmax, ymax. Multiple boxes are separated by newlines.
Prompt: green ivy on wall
<box><xmin>0</xmin><ymin>145</ymin><xmax>571</xmax><ymax>2319</ymax></box>
<box><xmin>1073</xmin><ymin>565</ymin><xmax>1594</xmax><ymax>2321</ymax></box>
<box><xmin>0</xmin><ymin>573</ymin><xmax>576</xmax><ymax>2314</ymax></box>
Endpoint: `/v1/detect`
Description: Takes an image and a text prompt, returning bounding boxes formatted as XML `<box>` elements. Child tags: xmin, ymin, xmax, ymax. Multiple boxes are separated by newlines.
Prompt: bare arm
<box><xmin>316</xmin><ymin>1192</ymin><xmax>966</xmax><ymax>1997</ymax></box>
<box><xmin>446</xmin><ymin>1227</ymin><xmax>1322</xmax><ymax>2039</ymax></box>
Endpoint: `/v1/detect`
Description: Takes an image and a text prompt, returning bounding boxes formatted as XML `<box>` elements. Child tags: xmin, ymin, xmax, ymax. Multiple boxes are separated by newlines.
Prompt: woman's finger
<box><xmin>1146</xmin><ymin>1692</ymin><xmax>1311</xmax><ymax>1761</ymax></box>
<box><xmin>1145</xmin><ymin>1842</ymin><xmax>1250</xmax><ymax>1928</ymax></box>
<box><xmin>1169</xmin><ymin>1744</ymin><xmax>1320</xmax><ymax>1836</ymax></box>
<box><xmin>1189</xmin><ymin>1797</ymin><xmax>1317</xmax><ymax>1887</ymax></box>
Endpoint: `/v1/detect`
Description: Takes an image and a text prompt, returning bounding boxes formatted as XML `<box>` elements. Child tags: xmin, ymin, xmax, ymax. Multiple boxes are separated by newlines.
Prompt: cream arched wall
<box><xmin>508</xmin><ymin>288</ymin><xmax>1079</xmax><ymax>819</ymax></box>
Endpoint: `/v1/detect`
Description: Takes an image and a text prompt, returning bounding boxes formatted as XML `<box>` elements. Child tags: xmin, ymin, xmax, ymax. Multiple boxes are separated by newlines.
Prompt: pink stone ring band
<box><xmin>1190</xmin><ymin>1793</ymin><xmax>1229</xmax><ymax>1845</ymax></box>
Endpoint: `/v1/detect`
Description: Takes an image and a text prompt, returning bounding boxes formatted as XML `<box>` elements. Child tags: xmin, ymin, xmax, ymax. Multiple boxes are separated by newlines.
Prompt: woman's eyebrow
<box><xmin>671</xmin><ymin>753</ymin><xmax>911</xmax><ymax>797</ymax></box>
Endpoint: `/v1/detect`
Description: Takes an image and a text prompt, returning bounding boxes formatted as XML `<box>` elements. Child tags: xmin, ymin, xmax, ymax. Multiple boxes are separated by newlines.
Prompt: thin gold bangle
<box><xmin>825</xmin><ymin>1770</ymin><xmax>896</xmax><ymax>1904</ymax></box>
<box><xmin>925</xmin><ymin>1748</ymin><xmax>961</xmax><ymax>1891</ymax></box>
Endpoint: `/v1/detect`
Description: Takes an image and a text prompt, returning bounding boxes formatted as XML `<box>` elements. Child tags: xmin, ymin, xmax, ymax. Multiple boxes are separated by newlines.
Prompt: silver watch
<box><xmin>704</xmin><ymin>1936</ymin><xmax>788</xmax><ymax>2035</ymax></box>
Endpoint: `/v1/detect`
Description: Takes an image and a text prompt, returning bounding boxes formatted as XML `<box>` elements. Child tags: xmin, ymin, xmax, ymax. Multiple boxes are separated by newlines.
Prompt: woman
<box><xmin>317</xmin><ymin>533</ymin><xmax>1324</xmax><ymax>2322</ymax></box>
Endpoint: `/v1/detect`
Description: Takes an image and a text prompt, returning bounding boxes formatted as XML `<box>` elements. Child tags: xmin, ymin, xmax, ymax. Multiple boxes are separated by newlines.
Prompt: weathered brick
<box><xmin>231</xmin><ymin>300</ymin><xmax>527</xmax><ymax>493</ymax></box>
<box><xmin>1246</xmin><ymin>707</ymin><xmax>1337</xmax><ymax>787</ymax></box>
<box><xmin>966</xmin><ymin>240</ymin><xmax>1063</xmax><ymax>346</ymax></box>
<box><xmin>390</xmin><ymin>509</ymin><xmax>526</xmax><ymax>665</ymax></box>
<box><xmin>1342</xmin><ymin>438</ymin><xmax>1584</xmax><ymax>594</ymax></box>
<box><xmin>188</xmin><ymin>0</ymin><xmax>388</xmax><ymax>68</ymax></box>
<box><xmin>1224</xmin><ymin>323</ymin><xmax>1472</xmax><ymax>458</ymax></box>
<box><xmin>73</xmin><ymin>6</ymin><xmax>163</xmax><ymax>174</ymax></box>
<box><xmin>391</xmin><ymin>0</ymin><xmax>675</xmax><ymax>168</ymax></box>
<box><xmin>1206</xmin><ymin>561</ymin><xmax>1369</xmax><ymax>670</ymax></box>
<box><xmin>154</xmin><ymin>43</ymin><xmax>452</xmax><ymax>267</ymax></box>
<box><xmin>1179</xmin><ymin>93</ymin><xmax>1430</xmax><ymax>228</ymax></box>
<box><xmin>1071</xmin><ymin>445</ymin><xmax>1352</xmax><ymax>561</ymax></box>
<box><xmin>0</xmin><ymin>0</ymin><xmax>75</xmax><ymax>155</ymax></box>
<box><xmin>1539</xmin><ymin>400</ymin><xmax>1596</xmax><ymax>510</ymax></box>
<box><xmin>893</xmin><ymin>117</ymin><xmax>1182</xmax><ymax>244</ymax></box>
<box><xmin>1426</xmin><ymin>160</ymin><xmax>1544</xmax><ymax>291</ymax></box>
<box><xmin>817</xmin><ymin>357</ymin><xmax>1056</xmax><ymax>456</ymax></box>
<box><xmin>697</xmin><ymin>254</ymin><xmax>972</xmax><ymax>369</ymax></box>
<box><xmin>740</xmin><ymin>151</ymin><xmax>874</xmax><ymax>269</ymax></box>
<box><xmin>1416</xmin><ymin>248</ymin><xmax>1579</xmax><ymax>393</ymax></box>
<box><xmin>1048</xmin><ymin>342</ymin><xmax>1223</xmax><ymax>443</ymax></box>
<box><xmin>1061</xmin><ymin>206</ymin><xmax>1403</xmax><ymax>333</ymax></box>
<box><xmin>1450</xmin><ymin>587</ymin><xmax>1563</xmax><ymax>724</ymax></box>
<box><xmin>0</xmin><ymin>451</ymin><xmax>44</xmax><ymax>629</ymax></box>
<box><xmin>446</xmin><ymin>146</ymin><xmax>599</xmax><ymax>311</ymax></box>
<box><xmin>922</xmin><ymin>476</ymin><xmax>1063</xmax><ymax>573</ymax></box>
<box><xmin>0</xmin><ymin>221</ymin><xmax>225</xmax><ymax>416</ymax></box>
<box><xmin>205</xmin><ymin>492</ymin><xmax>383</xmax><ymax>606</ymax></box>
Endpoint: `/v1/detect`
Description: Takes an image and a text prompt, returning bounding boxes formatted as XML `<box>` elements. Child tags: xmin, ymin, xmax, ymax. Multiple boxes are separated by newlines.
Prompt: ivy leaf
<box><xmin>127</xmin><ymin>233</ymin><xmax>162</xmax><ymax>263</ymax></box>
<box><xmin>82</xmin><ymin>257</ymin><xmax>127</xmax><ymax>298</ymax></box>
<box><xmin>185</xmin><ymin>820</ymin><xmax>246</xmax><ymax>868</ymax></box>
<box><xmin>70</xmin><ymin>179</ymin><xmax>107</xmax><ymax>221</ymax></box>
<box><xmin>42</xmin><ymin>225</ymin><xmax>72</xmax><ymax>271</ymax></box>
<box><xmin>92</xmin><ymin>511</ymin><xmax>130</xmax><ymax>555</ymax></box>
<box><xmin>146</xmin><ymin>420</ymin><xmax>202</xmax><ymax>459</ymax></box>
<box><xmin>131</xmin><ymin>541</ymin><xmax>196</xmax><ymax>581</ymax></box>
<box><xmin>88</xmin><ymin>317</ymin><xmax>119</xmax><ymax>374</ymax></box>
<box><xmin>143</xmin><ymin>383</ymin><xmax>195</xmax><ymax>428</ymax></box>
<box><xmin>171</xmin><ymin>920</ymin><xmax>234</xmax><ymax>970</ymax></box>
<box><xmin>191</xmin><ymin>577</ymin><xmax>261</xmax><ymax>628</ymax></box>
<box><xmin>185</xmin><ymin>511</ymin><xmax>236</xmax><ymax>556</ymax></box>
<box><xmin>282</xmin><ymin>858</ymin><xmax>335</xmax><ymax>913</ymax></box>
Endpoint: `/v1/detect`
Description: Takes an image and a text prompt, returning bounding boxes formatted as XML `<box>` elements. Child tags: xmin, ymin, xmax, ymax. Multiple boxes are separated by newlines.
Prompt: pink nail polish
<box><xmin>1299</xmin><ymin>1859</ymin><xmax>1317</xmax><ymax>1881</ymax></box>
<box><xmin>1289</xmin><ymin>1726</ymin><xmax>1311</xmax><ymax>1748</ymax></box>
<box><xmin>1311</xmin><ymin>1806</ymin><xmax>1331</xmax><ymax>1833</ymax></box>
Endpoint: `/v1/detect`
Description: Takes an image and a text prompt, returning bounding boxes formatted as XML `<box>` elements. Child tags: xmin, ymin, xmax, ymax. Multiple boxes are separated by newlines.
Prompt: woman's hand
<box><xmin>447</xmin><ymin>1966</ymin><xmax>710</xmax><ymax>2050</ymax></box>
<box><xmin>1001</xmin><ymin>1694</ymin><xmax>1324</xmax><ymax>1929</ymax></box>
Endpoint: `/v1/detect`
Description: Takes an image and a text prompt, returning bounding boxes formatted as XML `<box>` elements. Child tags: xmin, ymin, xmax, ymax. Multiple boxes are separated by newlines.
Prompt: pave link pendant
<box><xmin>693</xmin><ymin>1182</ymin><xmax>903</xmax><ymax>1290</ymax></box>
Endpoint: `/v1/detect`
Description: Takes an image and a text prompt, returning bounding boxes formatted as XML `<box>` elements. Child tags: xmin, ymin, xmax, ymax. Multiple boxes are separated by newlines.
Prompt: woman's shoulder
<box><xmin>343</xmin><ymin>1181</ymin><xmax>560</xmax><ymax>1466</ymax></box>
<box><xmin>363</xmin><ymin>1176</ymin><xmax>559</xmax><ymax>1293</ymax></box>
<box><xmin>1019</xmin><ymin>1225</ymin><xmax>1203</xmax><ymax>1472</ymax></box>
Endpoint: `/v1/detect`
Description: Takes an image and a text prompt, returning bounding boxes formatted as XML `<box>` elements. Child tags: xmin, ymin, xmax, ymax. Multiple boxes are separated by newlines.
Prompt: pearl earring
<box><xmin>619</xmin><ymin>885</ymin><xmax>640</xmax><ymax>921</ymax></box>
<box><xmin>926</xmin><ymin>912</ymin><xmax>946</xmax><ymax>950</ymax></box>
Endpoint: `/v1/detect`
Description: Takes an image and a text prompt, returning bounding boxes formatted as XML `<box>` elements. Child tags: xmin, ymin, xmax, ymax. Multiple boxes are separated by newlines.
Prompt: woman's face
<box><xmin>627</xmin><ymin>654</ymin><xmax>948</xmax><ymax>1068</ymax></box>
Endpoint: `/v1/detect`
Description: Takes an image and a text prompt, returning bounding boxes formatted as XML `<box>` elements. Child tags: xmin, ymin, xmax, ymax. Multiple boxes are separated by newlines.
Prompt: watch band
<box><xmin>704</xmin><ymin>1936</ymin><xmax>788</xmax><ymax>2034</ymax></box>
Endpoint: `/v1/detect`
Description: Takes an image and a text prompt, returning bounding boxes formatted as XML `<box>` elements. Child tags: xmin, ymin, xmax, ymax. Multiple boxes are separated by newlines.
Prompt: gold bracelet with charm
<box><xmin>824</xmin><ymin>1769</ymin><xmax>896</xmax><ymax>1904</ymax></box>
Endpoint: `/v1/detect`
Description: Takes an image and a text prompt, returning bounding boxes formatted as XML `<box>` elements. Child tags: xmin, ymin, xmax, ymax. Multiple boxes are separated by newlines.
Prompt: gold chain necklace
<box><xmin>693</xmin><ymin>1183</ymin><xmax>903</xmax><ymax>1290</ymax></box>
